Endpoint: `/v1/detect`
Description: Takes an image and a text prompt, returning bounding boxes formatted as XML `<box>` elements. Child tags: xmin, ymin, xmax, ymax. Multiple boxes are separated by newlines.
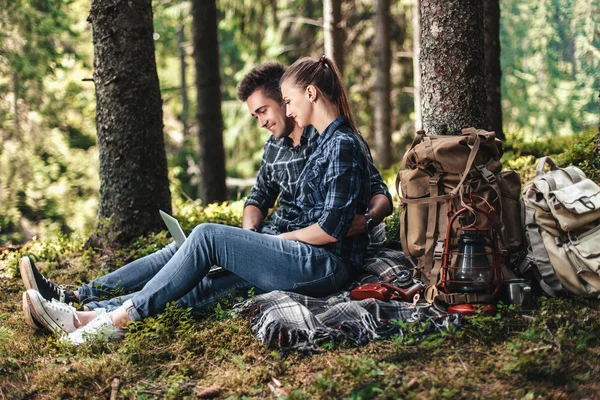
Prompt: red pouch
<box><xmin>350</xmin><ymin>275</ymin><xmax>425</xmax><ymax>302</ymax></box>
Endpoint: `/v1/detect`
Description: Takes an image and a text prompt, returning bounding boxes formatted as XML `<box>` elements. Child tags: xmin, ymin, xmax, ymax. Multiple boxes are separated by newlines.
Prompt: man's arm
<box><xmin>346</xmin><ymin>193</ymin><xmax>392</xmax><ymax>236</ymax></box>
<box><xmin>242</xmin><ymin>205</ymin><xmax>264</xmax><ymax>230</ymax></box>
<box><xmin>243</xmin><ymin>140</ymin><xmax>281</xmax><ymax>230</ymax></box>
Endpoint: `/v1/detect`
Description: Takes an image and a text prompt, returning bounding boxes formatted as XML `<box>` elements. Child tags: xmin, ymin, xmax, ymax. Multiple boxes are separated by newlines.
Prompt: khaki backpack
<box><xmin>396</xmin><ymin>128</ymin><xmax>524</xmax><ymax>304</ymax></box>
<box><xmin>522</xmin><ymin>157</ymin><xmax>600</xmax><ymax>298</ymax></box>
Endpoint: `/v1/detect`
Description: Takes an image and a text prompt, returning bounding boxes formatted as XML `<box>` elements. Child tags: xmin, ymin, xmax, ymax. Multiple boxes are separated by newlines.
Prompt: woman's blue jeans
<box><xmin>79</xmin><ymin>224</ymin><xmax>352</xmax><ymax>320</ymax></box>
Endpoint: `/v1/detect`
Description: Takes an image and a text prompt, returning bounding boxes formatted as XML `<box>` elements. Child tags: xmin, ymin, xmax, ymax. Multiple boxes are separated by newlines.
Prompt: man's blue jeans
<box><xmin>79</xmin><ymin>224</ymin><xmax>352</xmax><ymax>320</ymax></box>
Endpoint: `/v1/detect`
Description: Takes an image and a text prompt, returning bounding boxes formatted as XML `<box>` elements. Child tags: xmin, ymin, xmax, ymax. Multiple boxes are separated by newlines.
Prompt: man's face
<box><xmin>246</xmin><ymin>89</ymin><xmax>296</xmax><ymax>138</ymax></box>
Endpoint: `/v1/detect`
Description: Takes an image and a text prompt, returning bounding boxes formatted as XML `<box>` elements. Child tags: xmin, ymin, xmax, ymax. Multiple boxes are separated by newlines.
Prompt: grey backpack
<box><xmin>522</xmin><ymin>157</ymin><xmax>600</xmax><ymax>297</ymax></box>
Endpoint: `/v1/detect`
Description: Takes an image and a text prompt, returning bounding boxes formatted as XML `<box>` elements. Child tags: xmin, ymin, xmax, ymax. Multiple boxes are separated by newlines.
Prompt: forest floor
<box><xmin>1</xmin><ymin>237</ymin><xmax>600</xmax><ymax>400</ymax></box>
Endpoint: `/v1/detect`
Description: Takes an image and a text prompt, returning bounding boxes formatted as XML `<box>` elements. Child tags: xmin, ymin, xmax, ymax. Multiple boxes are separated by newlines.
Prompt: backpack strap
<box><xmin>436</xmin><ymin>292</ymin><xmax>497</xmax><ymax>305</ymax></box>
<box><xmin>536</xmin><ymin>156</ymin><xmax>558</xmax><ymax>176</ymax></box>
<box><xmin>524</xmin><ymin>206</ymin><xmax>564</xmax><ymax>296</ymax></box>
<box><xmin>400</xmin><ymin>130</ymin><xmax>426</xmax><ymax>170</ymax></box>
<box><xmin>422</xmin><ymin>172</ymin><xmax>442</xmax><ymax>284</ymax></box>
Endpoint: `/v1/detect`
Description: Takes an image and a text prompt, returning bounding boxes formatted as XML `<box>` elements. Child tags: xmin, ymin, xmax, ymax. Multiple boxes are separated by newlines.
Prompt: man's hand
<box><xmin>346</xmin><ymin>194</ymin><xmax>392</xmax><ymax>237</ymax></box>
<box><xmin>347</xmin><ymin>214</ymin><xmax>368</xmax><ymax>237</ymax></box>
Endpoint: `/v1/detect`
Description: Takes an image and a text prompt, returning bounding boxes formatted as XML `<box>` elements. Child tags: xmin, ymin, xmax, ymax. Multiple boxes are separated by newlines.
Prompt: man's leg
<box><xmin>76</xmin><ymin>242</ymin><xmax>179</xmax><ymax>302</ymax></box>
<box><xmin>122</xmin><ymin>223</ymin><xmax>352</xmax><ymax>322</ymax></box>
<box><xmin>83</xmin><ymin>271</ymin><xmax>258</xmax><ymax>314</ymax></box>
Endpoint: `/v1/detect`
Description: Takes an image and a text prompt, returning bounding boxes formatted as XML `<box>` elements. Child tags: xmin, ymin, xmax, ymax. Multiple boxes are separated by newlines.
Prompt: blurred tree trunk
<box><xmin>483</xmin><ymin>0</ymin><xmax>504</xmax><ymax>140</ymax></box>
<box><xmin>191</xmin><ymin>0</ymin><xmax>227</xmax><ymax>204</ymax></box>
<box><xmin>596</xmin><ymin>90</ymin><xmax>600</xmax><ymax>154</ymax></box>
<box><xmin>374</xmin><ymin>0</ymin><xmax>391</xmax><ymax>168</ymax></box>
<box><xmin>13</xmin><ymin>71</ymin><xmax>19</xmax><ymax>131</ymax></box>
<box><xmin>179</xmin><ymin>23</ymin><xmax>189</xmax><ymax>136</ymax></box>
<box><xmin>420</xmin><ymin>0</ymin><xmax>487</xmax><ymax>135</ymax></box>
<box><xmin>324</xmin><ymin>0</ymin><xmax>345</xmax><ymax>76</ymax></box>
<box><xmin>88</xmin><ymin>0</ymin><xmax>172</xmax><ymax>246</ymax></box>
<box><xmin>412</xmin><ymin>0</ymin><xmax>422</xmax><ymax>131</ymax></box>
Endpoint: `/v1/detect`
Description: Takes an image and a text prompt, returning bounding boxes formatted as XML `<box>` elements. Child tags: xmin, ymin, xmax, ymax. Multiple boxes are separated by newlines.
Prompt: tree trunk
<box><xmin>191</xmin><ymin>0</ymin><xmax>227</xmax><ymax>204</ymax></box>
<box><xmin>323</xmin><ymin>0</ymin><xmax>345</xmax><ymax>76</ymax></box>
<box><xmin>88</xmin><ymin>0</ymin><xmax>171</xmax><ymax>246</ymax></box>
<box><xmin>483</xmin><ymin>0</ymin><xmax>504</xmax><ymax>140</ymax></box>
<box><xmin>374</xmin><ymin>0</ymin><xmax>392</xmax><ymax>168</ymax></box>
<box><xmin>412</xmin><ymin>0</ymin><xmax>422</xmax><ymax>131</ymax></box>
<box><xmin>420</xmin><ymin>0</ymin><xmax>487</xmax><ymax>135</ymax></box>
<box><xmin>178</xmin><ymin>21</ymin><xmax>189</xmax><ymax>136</ymax></box>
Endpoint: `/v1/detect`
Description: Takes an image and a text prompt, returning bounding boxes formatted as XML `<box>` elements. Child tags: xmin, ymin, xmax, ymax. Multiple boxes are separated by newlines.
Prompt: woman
<box><xmin>23</xmin><ymin>56</ymin><xmax>374</xmax><ymax>344</ymax></box>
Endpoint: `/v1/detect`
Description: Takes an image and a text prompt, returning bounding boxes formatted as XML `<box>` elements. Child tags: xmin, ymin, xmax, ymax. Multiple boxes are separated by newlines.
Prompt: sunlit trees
<box><xmin>373</xmin><ymin>0</ymin><xmax>392</xmax><ymax>168</ymax></box>
<box><xmin>89</xmin><ymin>0</ymin><xmax>171</xmax><ymax>245</ymax></box>
<box><xmin>324</xmin><ymin>0</ymin><xmax>345</xmax><ymax>76</ymax></box>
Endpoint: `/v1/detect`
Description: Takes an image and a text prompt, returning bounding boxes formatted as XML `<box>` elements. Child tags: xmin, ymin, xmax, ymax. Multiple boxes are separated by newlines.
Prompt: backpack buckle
<box><xmin>433</xmin><ymin>240</ymin><xmax>445</xmax><ymax>260</ymax></box>
<box><xmin>476</xmin><ymin>165</ymin><xmax>496</xmax><ymax>183</ymax></box>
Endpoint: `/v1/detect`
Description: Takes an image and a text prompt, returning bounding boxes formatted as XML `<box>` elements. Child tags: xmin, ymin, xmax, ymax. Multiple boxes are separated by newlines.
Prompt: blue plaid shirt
<box><xmin>288</xmin><ymin>117</ymin><xmax>372</xmax><ymax>267</ymax></box>
<box><xmin>245</xmin><ymin>119</ymin><xmax>391</xmax><ymax>265</ymax></box>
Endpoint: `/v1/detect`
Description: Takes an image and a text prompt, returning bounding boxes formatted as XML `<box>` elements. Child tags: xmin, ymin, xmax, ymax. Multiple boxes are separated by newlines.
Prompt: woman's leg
<box><xmin>119</xmin><ymin>223</ymin><xmax>351</xmax><ymax>323</ymax></box>
<box><xmin>76</xmin><ymin>242</ymin><xmax>179</xmax><ymax>302</ymax></box>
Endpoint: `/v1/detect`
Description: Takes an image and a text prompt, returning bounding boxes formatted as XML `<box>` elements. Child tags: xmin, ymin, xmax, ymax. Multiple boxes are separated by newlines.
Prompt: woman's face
<box><xmin>280</xmin><ymin>79</ymin><xmax>312</xmax><ymax>128</ymax></box>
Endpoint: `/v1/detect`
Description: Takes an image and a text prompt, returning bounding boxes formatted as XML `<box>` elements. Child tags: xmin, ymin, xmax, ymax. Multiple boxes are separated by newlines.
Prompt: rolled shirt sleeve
<box><xmin>317</xmin><ymin>136</ymin><xmax>366</xmax><ymax>239</ymax></box>
<box><xmin>244</xmin><ymin>143</ymin><xmax>280</xmax><ymax>217</ymax></box>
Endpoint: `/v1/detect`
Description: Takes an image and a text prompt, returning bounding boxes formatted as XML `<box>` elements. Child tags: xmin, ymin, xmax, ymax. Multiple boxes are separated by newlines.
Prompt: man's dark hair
<box><xmin>237</xmin><ymin>62</ymin><xmax>286</xmax><ymax>103</ymax></box>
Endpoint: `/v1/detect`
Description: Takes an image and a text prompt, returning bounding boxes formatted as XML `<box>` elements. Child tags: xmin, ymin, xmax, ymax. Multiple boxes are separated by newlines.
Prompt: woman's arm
<box><xmin>279</xmin><ymin>223</ymin><xmax>337</xmax><ymax>245</ymax></box>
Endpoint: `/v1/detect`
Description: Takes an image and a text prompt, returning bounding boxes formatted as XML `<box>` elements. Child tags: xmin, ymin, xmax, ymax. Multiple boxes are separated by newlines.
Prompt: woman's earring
<box><xmin>310</xmin><ymin>98</ymin><xmax>316</xmax><ymax>104</ymax></box>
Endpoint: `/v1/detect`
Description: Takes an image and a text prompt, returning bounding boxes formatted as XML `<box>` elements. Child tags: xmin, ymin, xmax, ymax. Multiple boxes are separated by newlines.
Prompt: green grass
<box><xmin>1</xmin><ymin>234</ymin><xmax>599</xmax><ymax>399</ymax></box>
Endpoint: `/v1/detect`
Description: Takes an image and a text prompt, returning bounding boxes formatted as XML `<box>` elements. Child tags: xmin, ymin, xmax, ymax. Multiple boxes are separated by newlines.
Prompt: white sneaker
<box><xmin>23</xmin><ymin>289</ymin><xmax>80</xmax><ymax>335</ymax></box>
<box><xmin>66</xmin><ymin>313</ymin><xmax>124</xmax><ymax>345</ymax></box>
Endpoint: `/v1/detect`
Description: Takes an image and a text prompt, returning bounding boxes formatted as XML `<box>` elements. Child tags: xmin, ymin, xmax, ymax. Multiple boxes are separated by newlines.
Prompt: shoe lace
<box><xmin>41</xmin><ymin>274</ymin><xmax>65</xmax><ymax>297</ymax></box>
<box><xmin>49</xmin><ymin>299</ymin><xmax>81</xmax><ymax>325</ymax></box>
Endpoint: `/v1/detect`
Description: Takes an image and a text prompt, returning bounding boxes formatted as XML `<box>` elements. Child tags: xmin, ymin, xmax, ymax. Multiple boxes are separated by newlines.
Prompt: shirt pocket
<box><xmin>271</xmin><ymin>165</ymin><xmax>290</xmax><ymax>194</ymax></box>
<box><xmin>301</xmin><ymin>166</ymin><xmax>324</xmax><ymax>205</ymax></box>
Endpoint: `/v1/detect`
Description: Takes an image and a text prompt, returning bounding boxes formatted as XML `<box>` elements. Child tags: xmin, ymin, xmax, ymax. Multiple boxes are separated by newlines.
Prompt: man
<box><xmin>20</xmin><ymin>62</ymin><xmax>392</xmax><ymax>338</ymax></box>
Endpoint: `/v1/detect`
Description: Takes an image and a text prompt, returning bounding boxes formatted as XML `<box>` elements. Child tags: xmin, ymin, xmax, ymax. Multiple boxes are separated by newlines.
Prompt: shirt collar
<box><xmin>282</xmin><ymin>126</ymin><xmax>318</xmax><ymax>148</ymax></box>
<box><xmin>317</xmin><ymin>116</ymin><xmax>350</xmax><ymax>146</ymax></box>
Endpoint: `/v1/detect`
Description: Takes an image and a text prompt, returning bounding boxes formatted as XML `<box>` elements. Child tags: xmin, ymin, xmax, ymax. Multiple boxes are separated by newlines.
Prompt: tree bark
<box><xmin>374</xmin><ymin>0</ymin><xmax>392</xmax><ymax>168</ymax></box>
<box><xmin>89</xmin><ymin>0</ymin><xmax>171</xmax><ymax>246</ymax></box>
<box><xmin>412</xmin><ymin>0</ymin><xmax>422</xmax><ymax>130</ymax></box>
<box><xmin>483</xmin><ymin>0</ymin><xmax>504</xmax><ymax>140</ymax></box>
<box><xmin>191</xmin><ymin>0</ymin><xmax>227</xmax><ymax>204</ymax></box>
<box><xmin>420</xmin><ymin>0</ymin><xmax>487</xmax><ymax>135</ymax></box>
<box><xmin>324</xmin><ymin>0</ymin><xmax>345</xmax><ymax>76</ymax></box>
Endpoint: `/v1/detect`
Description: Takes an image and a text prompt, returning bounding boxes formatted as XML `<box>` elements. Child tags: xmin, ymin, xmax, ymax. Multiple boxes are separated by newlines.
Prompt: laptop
<box><xmin>159</xmin><ymin>210</ymin><xmax>224</xmax><ymax>275</ymax></box>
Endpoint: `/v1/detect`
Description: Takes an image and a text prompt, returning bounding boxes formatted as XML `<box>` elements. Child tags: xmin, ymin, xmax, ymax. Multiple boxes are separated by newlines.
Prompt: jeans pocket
<box><xmin>292</xmin><ymin>273</ymin><xmax>338</xmax><ymax>297</ymax></box>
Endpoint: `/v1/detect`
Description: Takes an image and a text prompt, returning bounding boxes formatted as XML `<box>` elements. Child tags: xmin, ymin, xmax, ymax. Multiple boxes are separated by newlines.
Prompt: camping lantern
<box><xmin>446</xmin><ymin>228</ymin><xmax>493</xmax><ymax>293</ymax></box>
<box><xmin>439</xmin><ymin>194</ymin><xmax>503</xmax><ymax>315</ymax></box>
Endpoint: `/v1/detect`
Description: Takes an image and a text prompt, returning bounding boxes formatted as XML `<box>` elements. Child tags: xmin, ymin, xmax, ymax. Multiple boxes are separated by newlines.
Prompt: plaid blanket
<box><xmin>237</xmin><ymin>248</ymin><xmax>461</xmax><ymax>354</ymax></box>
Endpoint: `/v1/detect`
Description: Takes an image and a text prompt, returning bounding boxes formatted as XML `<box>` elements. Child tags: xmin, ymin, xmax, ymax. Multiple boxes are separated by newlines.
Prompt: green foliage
<box><xmin>173</xmin><ymin>198</ymin><xmax>244</xmax><ymax>232</ymax></box>
<box><xmin>502</xmin><ymin>128</ymin><xmax>600</xmax><ymax>183</ymax></box>
<box><xmin>501</xmin><ymin>0</ymin><xmax>599</xmax><ymax>136</ymax></box>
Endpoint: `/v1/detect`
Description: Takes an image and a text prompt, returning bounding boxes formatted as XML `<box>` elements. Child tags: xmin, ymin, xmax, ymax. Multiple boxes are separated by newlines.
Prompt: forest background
<box><xmin>0</xmin><ymin>0</ymin><xmax>598</xmax><ymax>245</ymax></box>
<box><xmin>0</xmin><ymin>1</ymin><xmax>600</xmax><ymax>398</ymax></box>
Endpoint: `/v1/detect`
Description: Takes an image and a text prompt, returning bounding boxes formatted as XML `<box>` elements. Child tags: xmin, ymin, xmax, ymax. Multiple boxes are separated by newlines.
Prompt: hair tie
<box><xmin>319</xmin><ymin>55</ymin><xmax>329</xmax><ymax>69</ymax></box>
